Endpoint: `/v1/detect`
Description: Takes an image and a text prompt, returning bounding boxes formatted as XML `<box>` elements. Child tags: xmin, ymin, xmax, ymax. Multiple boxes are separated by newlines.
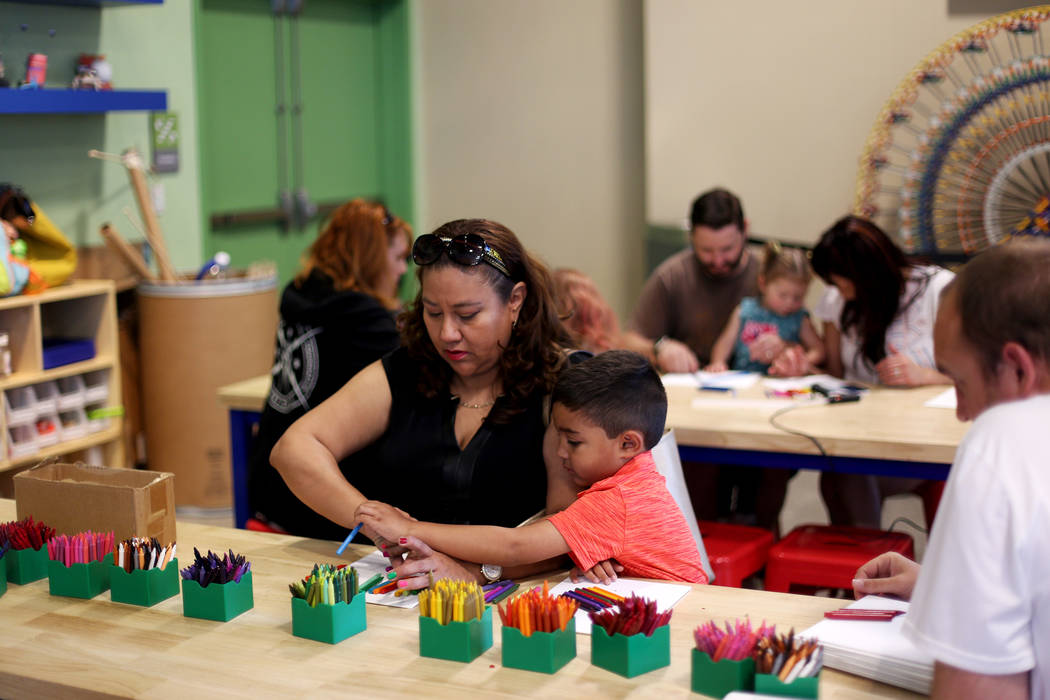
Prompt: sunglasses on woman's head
<box><xmin>412</xmin><ymin>233</ymin><xmax>512</xmax><ymax>277</ymax></box>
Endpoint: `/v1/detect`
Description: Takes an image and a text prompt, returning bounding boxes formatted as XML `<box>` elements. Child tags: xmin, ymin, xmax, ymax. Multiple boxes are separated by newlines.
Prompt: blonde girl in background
<box><xmin>705</xmin><ymin>241</ymin><xmax>824</xmax><ymax>375</ymax></box>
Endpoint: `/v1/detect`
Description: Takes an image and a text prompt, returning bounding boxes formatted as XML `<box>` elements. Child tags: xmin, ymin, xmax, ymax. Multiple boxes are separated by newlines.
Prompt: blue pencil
<box><xmin>336</xmin><ymin>522</ymin><xmax>363</xmax><ymax>555</ymax></box>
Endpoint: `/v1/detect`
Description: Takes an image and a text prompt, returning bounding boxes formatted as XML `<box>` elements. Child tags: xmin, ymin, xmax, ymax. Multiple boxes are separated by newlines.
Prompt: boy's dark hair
<box><xmin>690</xmin><ymin>188</ymin><xmax>745</xmax><ymax>231</ymax></box>
<box><xmin>945</xmin><ymin>239</ymin><xmax>1050</xmax><ymax>376</ymax></box>
<box><xmin>551</xmin><ymin>350</ymin><xmax>667</xmax><ymax>450</ymax></box>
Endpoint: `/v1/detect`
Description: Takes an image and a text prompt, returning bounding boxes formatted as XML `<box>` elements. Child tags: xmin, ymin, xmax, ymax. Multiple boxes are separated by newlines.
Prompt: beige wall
<box><xmin>644</xmin><ymin>0</ymin><xmax>1002</xmax><ymax>246</ymax></box>
<box><xmin>417</xmin><ymin>0</ymin><xmax>646</xmax><ymax>318</ymax></box>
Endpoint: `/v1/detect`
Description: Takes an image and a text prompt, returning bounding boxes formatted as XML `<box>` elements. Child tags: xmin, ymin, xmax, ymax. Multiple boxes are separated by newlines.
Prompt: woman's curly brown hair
<box><xmin>295</xmin><ymin>198</ymin><xmax>411</xmax><ymax>310</ymax></box>
<box><xmin>399</xmin><ymin>219</ymin><xmax>574</xmax><ymax>423</ymax></box>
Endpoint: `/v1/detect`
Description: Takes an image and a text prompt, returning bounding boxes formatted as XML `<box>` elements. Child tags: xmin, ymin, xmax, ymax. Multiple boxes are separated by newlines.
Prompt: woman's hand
<box><xmin>355</xmin><ymin>500</ymin><xmax>415</xmax><ymax>544</ymax></box>
<box><xmin>874</xmin><ymin>352</ymin><xmax>924</xmax><ymax>386</ymax></box>
<box><xmin>388</xmin><ymin>535</ymin><xmax>481</xmax><ymax>591</ymax></box>
<box><xmin>748</xmin><ymin>332</ymin><xmax>786</xmax><ymax>365</ymax></box>
<box><xmin>569</xmin><ymin>558</ymin><xmax>624</xmax><ymax>585</ymax></box>
<box><xmin>768</xmin><ymin>345</ymin><xmax>811</xmax><ymax>377</ymax></box>
<box><xmin>852</xmin><ymin>551</ymin><xmax>920</xmax><ymax>600</ymax></box>
<box><xmin>654</xmin><ymin>337</ymin><xmax>700</xmax><ymax>373</ymax></box>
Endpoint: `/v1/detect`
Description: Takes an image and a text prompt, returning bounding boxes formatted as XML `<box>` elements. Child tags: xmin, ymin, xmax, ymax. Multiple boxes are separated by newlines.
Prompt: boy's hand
<box><xmin>703</xmin><ymin>361</ymin><xmax>729</xmax><ymax>372</ymax></box>
<box><xmin>355</xmin><ymin>500</ymin><xmax>416</xmax><ymax>544</ymax></box>
<box><xmin>569</xmin><ymin>558</ymin><xmax>624</xmax><ymax>585</ymax></box>
<box><xmin>852</xmin><ymin>551</ymin><xmax>920</xmax><ymax>600</ymax></box>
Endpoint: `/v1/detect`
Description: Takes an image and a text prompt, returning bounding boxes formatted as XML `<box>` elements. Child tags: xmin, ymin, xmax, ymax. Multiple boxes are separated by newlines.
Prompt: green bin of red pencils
<box><xmin>589</xmin><ymin>594</ymin><xmax>671</xmax><ymax>678</ymax></box>
<box><xmin>2</xmin><ymin>517</ymin><xmax>55</xmax><ymax>584</ymax></box>
<box><xmin>180</xmin><ymin>548</ymin><xmax>253</xmax><ymax>622</ymax></box>
<box><xmin>0</xmin><ymin>547</ymin><xmax>7</xmax><ymax>596</ymax></box>
<box><xmin>418</xmin><ymin>579</ymin><xmax>492</xmax><ymax>662</ymax></box>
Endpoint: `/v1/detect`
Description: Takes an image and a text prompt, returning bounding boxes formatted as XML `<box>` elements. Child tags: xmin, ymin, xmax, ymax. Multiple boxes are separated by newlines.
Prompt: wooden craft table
<box><xmin>0</xmin><ymin>499</ymin><xmax>920</xmax><ymax>699</ymax></box>
<box><xmin>664</xmin><ymin>383</ymin><xmax>967</xmax><ymax>479</ymax></box>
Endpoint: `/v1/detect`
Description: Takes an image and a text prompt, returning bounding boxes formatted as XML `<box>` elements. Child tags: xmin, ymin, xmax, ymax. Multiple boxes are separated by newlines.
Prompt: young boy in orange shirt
<box><xmin>355</xmin><ymin>350</ymin><xmax>708</xmax><ymax>584</ymax></box>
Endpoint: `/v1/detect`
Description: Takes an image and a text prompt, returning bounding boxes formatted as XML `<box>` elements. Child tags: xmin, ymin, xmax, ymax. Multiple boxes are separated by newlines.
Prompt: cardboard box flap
<box><xmin>12</xmin><ymin>460</ymin><xmax>176</xmax><ymax>544</ymax></box>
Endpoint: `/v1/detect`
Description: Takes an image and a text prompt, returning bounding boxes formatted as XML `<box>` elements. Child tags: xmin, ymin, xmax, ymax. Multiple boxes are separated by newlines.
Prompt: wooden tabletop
<box><xmin>217</xmin><ymin>374</ymin><xmax>968</xmax><ymax>464</ymax></box>
<box><xmin>666</xmin><ymin>383</ymin><xmax>967</xmax><ymax>465</ymax></box>
<box><xmin>0</xmin><ymin>499</ymin><xmax>919</xmax><ymax>699</ymax></box>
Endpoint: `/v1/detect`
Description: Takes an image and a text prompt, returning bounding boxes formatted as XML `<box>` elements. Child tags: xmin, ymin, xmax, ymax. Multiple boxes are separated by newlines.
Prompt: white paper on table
<box><xmin>547</xmin><ymin>577</ymin><xmax>692</xmax><ymax>635</ymax></box>
<box><xmin>662</xmin><ymin>371</ymin><xmax>760</xmax><ymax>390</ymax></box>
<box><xmin>924</xmin><ymin>387</ymin><xmax>957</xmax><ymax>409</ymax></box>
<box><xmin>345</xmin><ymin>549</ymin><xmax>420</xmax><ymax>609</ymax></box>
<box><xmin>691</xmin><ymin>397</ymin><xmax>794</xmax><ymax>411</ymax></box>
<box><xmin>761</xmin><ymin>374</ymin><xmax>859</xmax><ymax>392</ymax></box>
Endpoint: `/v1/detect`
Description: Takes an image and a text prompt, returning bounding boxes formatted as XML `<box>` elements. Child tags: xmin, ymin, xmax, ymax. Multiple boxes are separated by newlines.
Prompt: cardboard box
<box><xmin>12</xmin><ymin>461</ymin><xmax>176</xmax><ymax>544</ymax></box>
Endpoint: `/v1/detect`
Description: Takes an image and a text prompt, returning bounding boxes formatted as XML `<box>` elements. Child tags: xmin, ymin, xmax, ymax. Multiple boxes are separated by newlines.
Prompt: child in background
<box><xmin>355</xmin><ymin>350</ymin><xmax>708</xmax><ymax>584</ymax></box>
<box><xmin>705</xmin><ymin>241</ymin><xmax>824</xmax><ymax>375</ymax></box>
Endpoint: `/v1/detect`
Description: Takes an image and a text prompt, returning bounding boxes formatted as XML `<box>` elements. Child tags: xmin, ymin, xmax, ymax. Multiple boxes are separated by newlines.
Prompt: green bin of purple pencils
<box><xmin>183</xmin><ymin>571</ymin><xmax>254</xmax><ymax>622</ymax></box>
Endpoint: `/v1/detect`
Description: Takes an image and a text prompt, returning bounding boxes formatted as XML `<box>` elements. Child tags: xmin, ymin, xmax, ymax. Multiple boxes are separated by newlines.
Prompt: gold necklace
<box><xmin>458</xmin><ymin>398</ymin><xmax>496</xmax><ymax>409</ymax></box>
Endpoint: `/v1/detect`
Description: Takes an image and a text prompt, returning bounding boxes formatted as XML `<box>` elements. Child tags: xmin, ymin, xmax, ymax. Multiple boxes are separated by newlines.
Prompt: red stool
<box><xmin>765</xmin><ymin>524</ymin><xmax>914</xmax><ymax>593</ymax></box>
<box><xmin>244</xmin><ymin>517</ymin><xmax>285</xmax><ymax>534</ymax></box>
<box><xmin>699</xmin><ymin>521</ymin><xmax>775</xmax><ymax>587</ymax></box>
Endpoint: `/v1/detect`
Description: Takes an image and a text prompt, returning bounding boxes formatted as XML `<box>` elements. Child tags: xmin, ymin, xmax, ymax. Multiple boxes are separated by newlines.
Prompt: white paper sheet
<box><xmin>345</xmin><ymin>549</ymin><xmax>421</xmax><ymax>609</ymax></box>
<box><xmin>547</xmin><ymin>576</ymin><xmax>692</xmax><ymax>635</ymax></box>
<box><xmin>662</xmin><ymin>371</ymin><xmax>760</xmax><ymax>390</ymax></box>
<box><xmin>924</xmin><ymin>387</ymin><xmax>957</xmax><ymax>409</ymax></box>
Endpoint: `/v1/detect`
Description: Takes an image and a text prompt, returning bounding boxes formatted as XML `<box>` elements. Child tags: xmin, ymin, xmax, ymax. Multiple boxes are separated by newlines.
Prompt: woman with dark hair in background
<box><xmin>271</xmin><ymin>218</ymin><xmax>579</xmax><ymax>585</ymax></box>
<box><xmin>811</xmin><ymin>215</ymin><xmax>953</xmax><ymax>529</ymax></box>
<box><xmin>248</xmin><ymin>198</ymin><xmax>412</xmax><ymax>537</ymax></box>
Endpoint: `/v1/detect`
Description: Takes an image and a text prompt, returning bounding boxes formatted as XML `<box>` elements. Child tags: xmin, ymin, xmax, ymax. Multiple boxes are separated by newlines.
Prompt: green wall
<box><xmin>0</xmin><ymin>1</ymin><xmax>203</xmax><ymax>271</ymax></box>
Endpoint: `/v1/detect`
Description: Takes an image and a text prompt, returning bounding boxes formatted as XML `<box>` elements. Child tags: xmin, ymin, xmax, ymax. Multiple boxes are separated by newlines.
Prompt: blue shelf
<box><xmin>0</xmin><ymin>89</ymin><xmax>167</xmax><ymax>114</ymax></box>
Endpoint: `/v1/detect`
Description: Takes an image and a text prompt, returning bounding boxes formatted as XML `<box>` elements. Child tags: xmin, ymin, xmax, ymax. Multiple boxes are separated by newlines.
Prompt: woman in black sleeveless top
<box><xmin>271</xmin><ymin>219</ymin><xmax>577</xmax><ymax>584</ymax></box>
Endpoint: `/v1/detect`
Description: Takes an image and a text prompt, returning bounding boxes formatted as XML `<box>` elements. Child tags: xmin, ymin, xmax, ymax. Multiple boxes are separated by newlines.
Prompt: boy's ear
<box><xmin>618</xmin><ymin>429</ymin><xmax>646</xmax><ymax>461</ymax></box>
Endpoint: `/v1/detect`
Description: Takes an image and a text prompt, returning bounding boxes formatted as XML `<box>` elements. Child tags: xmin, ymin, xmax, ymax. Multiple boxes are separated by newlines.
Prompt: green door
<box><xmin>194</xmin><ymin>0</ymin><xmax>414</xmax><ymax>287</ymax></box>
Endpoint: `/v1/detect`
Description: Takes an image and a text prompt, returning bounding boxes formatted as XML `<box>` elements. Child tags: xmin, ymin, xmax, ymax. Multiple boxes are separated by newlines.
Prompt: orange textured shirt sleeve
<box><xmin>548</xmin><ymin>488</ymin><xmax>626</xmax><ymax>572</ymax></box>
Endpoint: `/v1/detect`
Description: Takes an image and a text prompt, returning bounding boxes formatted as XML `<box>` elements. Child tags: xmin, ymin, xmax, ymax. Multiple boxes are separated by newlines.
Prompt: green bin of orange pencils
<box><xmin>499</xmin><ymin>583</ymin><xmax>577</xmax><ymax>674</ymax></box>
<box><xmin>418</xmin><ymin>579</ymin><xmax>492</xmax><ymax>662</ymax></box>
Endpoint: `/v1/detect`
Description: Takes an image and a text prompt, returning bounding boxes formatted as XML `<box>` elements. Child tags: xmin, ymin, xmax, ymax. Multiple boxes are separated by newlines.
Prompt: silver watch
<box><xmin>481</xmin><ymin>563</ymin><xmax>503</xmax><ymax>582</ymax></box>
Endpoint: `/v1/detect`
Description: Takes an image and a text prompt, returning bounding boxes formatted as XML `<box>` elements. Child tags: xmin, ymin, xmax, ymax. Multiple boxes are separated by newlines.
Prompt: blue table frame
<box><xmin>228</xmin><ymin>409</ymin><xmax>260</xmax><ymax>529</ymax></box>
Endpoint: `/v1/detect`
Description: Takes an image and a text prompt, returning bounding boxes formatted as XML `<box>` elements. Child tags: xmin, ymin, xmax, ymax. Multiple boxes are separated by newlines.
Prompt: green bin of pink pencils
<box><xmin>49</xmin><ymin>553</ymin><xmax>113</xmax><ymax>599</ymax></box>
<box><xmin>691</xmin><ymin>649</ymin><xmax>755</xmax><ymax>696</ymax></box>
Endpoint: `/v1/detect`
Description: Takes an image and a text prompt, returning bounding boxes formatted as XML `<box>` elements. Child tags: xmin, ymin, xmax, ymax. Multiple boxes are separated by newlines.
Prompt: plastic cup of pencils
<box><xmin>48</xmin><ymin>552</ymin><xmax>112</xmax><ymax>599</ymax></box>
<box><xmin>754</xmin><ymin>670</ymin><xmax>821</xmax><ymax>698</ymax></box>
<box><xmin>109</xmin><ymin>558</ymin><xmax>180</xmax><ymax>607</ymax></box>
<box><xmin>6</xmin><ymin>545</ymin><xmax>49</xmax><ymax>584</ymax></box>
<box><xmin>182</xmin><ymin>570</ymin><xmax>254</xmax><ymax>622</ymax></box>
<box><xmin>691</xmin><ymin>649</ymin><xmax>756</xmax><ymax>697</ymax></box>
<box><xmin>501</xmin><ymin>617</ymin><xmax>577</xmax><ymax>674</ymax></box>
<box><xmin>291</xmin><ymin>590</ymin><xmax>366</xmax><ymax>644</ymax></box>
<box><xmin>419</xmin><ymin>604</ymin><xmax>493</xmax><ymax>662</ymax></box>
<box><xmin>591</xmin><ymin>622</ymin><xmax>670</xmax><ymax>678</ymax></box>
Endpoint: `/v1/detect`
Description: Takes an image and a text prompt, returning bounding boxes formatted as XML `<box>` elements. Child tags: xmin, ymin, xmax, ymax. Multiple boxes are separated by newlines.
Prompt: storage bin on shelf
<box><xmin>4</xmin><ymin>385</ymin><xmax>37</xmax><ymax>426</ymax></box>
<box><xmin>56</xmin><ymin>375</ymin><xmax>86</xmax><ymax>411</ymax></box>
<box><xmin>7</xmin><ymin>423</ymin><xmax>36</xmax><ymax>458</ymax></box>
<box><xmin>33</xmin><ymin>381</ymin><xmax>58</xmax><ymax>414</ymax></box>
<box><xmin>82</xmin><ymin>369</ymin><xmax>109</xmax><ymax>404</ymax></box>
<box><xmin>57</xmin><ymin>406</ymin><xmax>89</xmax><ymax>441</ymax></box>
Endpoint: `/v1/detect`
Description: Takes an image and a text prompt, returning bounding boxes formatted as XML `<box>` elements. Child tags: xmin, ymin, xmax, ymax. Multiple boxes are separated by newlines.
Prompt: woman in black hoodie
<box><xmin>247</xmin><ymin>199</ymin><xmax>412</xmax><ymax>537</ymax></box>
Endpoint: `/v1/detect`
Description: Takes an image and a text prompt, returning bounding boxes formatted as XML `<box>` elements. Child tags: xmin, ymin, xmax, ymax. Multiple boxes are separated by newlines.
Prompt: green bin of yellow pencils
<box><xmin>48</xmin><ymin>553</ymin><xmax>112</xmax><ymax>598</ymax></box>
<box><xmin>419</xmin><ymin>605</ymin><xmax>493</xmax><ymax>662</ymax></box>
<box><xmin>754</xmin><ymin>671</ymin><xmax>820</xmax><ymax>698</ymax></box>
<box><xmin>109</xmin><ymin>558</ymin><xmax>180</xmax><ymax>607</ymax></box>
<box><xmin>501</xmin><ymin>617</ymin><xmax>576</xmax><ymax>674</ymax></box>
<box><xmin>691</xmin><ymin>649</ymin><xmax>755</xmax><ymax>696</ymax></box>
<box><xmin>182</xmin><ymin>571</ymin><xmax>254</xmax><ymax>622</ymax></box>
<box><xmin>6</xmin><ymin>546</ymin><xmax>48</xmax><ymax>584</ymax></box>
<box><xmin>291</xmin><ymin>590</ymin><xmax>366</xmax><ymax>644</ymax></box>
<box><xmin>591</xmin><ymin>623</ymin><xmax>670</xmax><ymax>678</ymax></box>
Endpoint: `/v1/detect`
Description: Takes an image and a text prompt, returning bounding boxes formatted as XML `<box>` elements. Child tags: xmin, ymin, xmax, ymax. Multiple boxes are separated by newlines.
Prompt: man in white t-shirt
<box><xmin>852</xmin><ymin>240</ymin><xmax>1050</xmax><ymax>699</ymax></box>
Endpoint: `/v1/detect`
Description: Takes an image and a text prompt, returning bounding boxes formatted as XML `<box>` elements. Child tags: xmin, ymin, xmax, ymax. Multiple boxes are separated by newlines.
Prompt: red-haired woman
<box><xmin>248</xmin><ymin>199</ymin><xmax>412</xmax><ymax>536</ymax></box>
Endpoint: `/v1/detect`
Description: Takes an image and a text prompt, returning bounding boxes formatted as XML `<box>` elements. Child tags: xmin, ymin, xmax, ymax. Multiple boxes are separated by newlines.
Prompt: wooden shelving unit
<box><xmin>0</xmin><ymin>280</ymin><xmax>123</xmax><ymax>473</ymax></box>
